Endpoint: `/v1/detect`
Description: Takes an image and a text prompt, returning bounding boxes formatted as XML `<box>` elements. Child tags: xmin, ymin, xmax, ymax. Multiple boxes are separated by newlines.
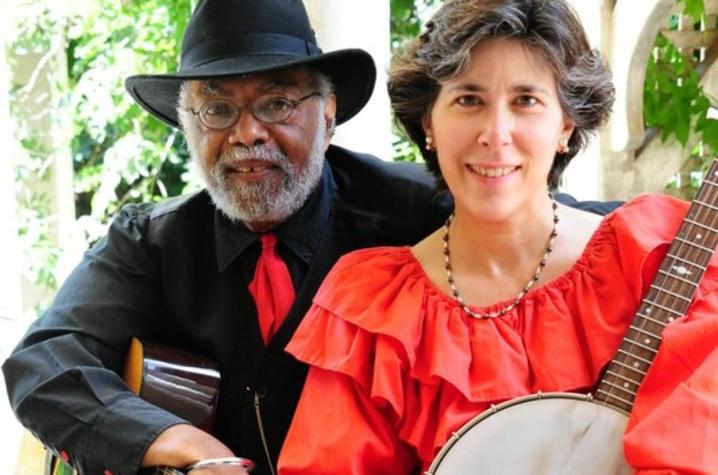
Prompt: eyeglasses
<box><xmin>185</xmin><ymin>92</ymin><xmax>322</xmax><ymax>130</ymax></box>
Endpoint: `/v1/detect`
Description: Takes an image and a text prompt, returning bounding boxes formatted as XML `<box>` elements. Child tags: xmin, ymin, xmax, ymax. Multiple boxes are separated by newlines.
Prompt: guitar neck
<box><xmin>594</xmin><ymin>157</ymin><xmax>718</xmax><ymax>413</ymax></box>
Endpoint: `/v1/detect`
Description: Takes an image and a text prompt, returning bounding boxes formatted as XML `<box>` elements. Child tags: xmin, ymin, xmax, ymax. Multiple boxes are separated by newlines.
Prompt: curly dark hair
<box><xmin>389</xmin><ymin>0</ymin><xmax>615</xmax><ymax>190</ymax></box>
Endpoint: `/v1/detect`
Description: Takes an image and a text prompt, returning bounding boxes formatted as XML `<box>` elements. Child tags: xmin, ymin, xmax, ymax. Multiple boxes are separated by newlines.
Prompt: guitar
<box><xmin>46</xmin><ymin>337</ymin><xmax>221</xmax><ymax>475</ymax></box>
<box><xmin>426</xmin><ymin>158</ymin><xmax>718</xmax><ymax>474</ymax></box>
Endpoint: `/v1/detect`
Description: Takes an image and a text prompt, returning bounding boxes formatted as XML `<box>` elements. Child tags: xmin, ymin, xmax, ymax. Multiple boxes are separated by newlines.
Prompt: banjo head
<box><xmin>427</xmin><ymin>392</ymin><xmax>632</xmax><ymax>475</ymax></box>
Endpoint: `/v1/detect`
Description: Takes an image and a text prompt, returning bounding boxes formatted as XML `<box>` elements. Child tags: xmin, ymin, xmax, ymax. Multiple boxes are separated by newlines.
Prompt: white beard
<box><xmin>189</xmin><ymin>119</ymin><xmax>326</xmax><ymax>226</ymax></box>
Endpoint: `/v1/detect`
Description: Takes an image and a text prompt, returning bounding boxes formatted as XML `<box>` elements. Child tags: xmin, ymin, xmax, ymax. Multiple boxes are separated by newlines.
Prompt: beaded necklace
<box><xmin>442</xmin><ymin>196</ymin><xmax>559</xmax><ymax>319</ymax></box>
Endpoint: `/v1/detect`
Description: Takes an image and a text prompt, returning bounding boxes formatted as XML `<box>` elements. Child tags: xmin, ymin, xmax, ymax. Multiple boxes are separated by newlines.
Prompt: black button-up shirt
<box><xmin>3</xmin><ymin>146</ymin><xmax>452</xmax><ymax>475</ymax></box>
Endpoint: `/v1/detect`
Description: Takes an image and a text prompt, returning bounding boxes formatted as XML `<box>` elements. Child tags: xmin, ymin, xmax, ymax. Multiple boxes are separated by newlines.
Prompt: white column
<box><xmin>305</xmin><ymin>0</ymin><xmax>394</xmax><ymax>160</ymax></box>
<box><xmin>607</xmin><ymin>0</ymin><xmax>671</xmax><ymax>154</ymax></box>
<box><xmin>1</xmin><ymin>1</ymin><xmax>27</xmax><ymax>471</ymax></box>
<box><xmin>0</xmin><ymin>13</ymin><xmax>22</xmax><ymax>329</ymax></box>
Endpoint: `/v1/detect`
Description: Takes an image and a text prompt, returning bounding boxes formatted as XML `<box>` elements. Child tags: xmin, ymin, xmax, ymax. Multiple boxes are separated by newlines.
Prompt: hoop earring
<box><xmin>425</xmin><ymin>135</ymin><xmax>435</xmax><ymax>151</ymax></box>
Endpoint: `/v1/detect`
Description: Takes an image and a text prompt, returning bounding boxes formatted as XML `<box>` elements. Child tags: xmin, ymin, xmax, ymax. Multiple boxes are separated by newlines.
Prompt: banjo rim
<box><xmin>426</xmin><ymin>391</ymin><xmax>629</xmax><ymax>474</ymax></box>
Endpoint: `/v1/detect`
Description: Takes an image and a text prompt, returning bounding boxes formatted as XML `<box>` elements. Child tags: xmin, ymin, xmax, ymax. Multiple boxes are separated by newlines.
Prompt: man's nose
<box><xmin>227</xmin><ymin>110</ymin><xmax>270</xmax><ymax>147</ymax></box>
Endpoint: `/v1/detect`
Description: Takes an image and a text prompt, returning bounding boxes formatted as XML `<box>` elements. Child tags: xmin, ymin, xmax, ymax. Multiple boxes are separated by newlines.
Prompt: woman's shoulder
<box><xmin>606</xmin><ymin>193</ymin><xmax>689</xmax><ymax>249</ymax></box>
<box><xmin>330</xmin><ymin>245</ymin><xmax>414</xmax><ymax>268</ymax></box>
<box><xmin>311</xmin><ymin>246</ymin><xmax>428</xmax><ymax>328</ymax></box>
<box><xmin>613</xmin><ymin>193</ymin><xmax>688</xmax><ymax>225</ymax></box>
<box><xmin>286</xmin><ymin>245</ymin><xmax>430</xmax><ymax>381</ymax></box>
<box><xmin>314</xmin><ymin>246</ymin><xmax>418</xmax><ymax>300</ymax></box>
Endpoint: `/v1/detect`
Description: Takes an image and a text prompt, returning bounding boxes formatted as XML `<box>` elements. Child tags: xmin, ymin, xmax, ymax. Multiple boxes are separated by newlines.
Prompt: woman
<box><xmin>278</xmin><ymin>1</ymin><xmax>718</xmax><ymax>473</ymax></box>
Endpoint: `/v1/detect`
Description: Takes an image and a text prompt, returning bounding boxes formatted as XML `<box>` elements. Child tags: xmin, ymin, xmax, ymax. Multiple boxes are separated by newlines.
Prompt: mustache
<box><xmin>219</xmin><ymin>145</ymin><xmax>290</xmax><ymax>168</ymax></box>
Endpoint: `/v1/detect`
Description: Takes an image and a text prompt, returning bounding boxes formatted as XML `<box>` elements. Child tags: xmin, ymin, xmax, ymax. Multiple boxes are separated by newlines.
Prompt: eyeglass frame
<box><xmin>183</xmin><ymin>91</ymin><xmax>323</xmax><ymax>131</ymax></box>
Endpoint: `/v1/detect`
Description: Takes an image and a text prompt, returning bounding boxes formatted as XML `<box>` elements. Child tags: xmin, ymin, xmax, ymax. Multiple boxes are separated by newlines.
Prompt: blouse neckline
<box><xmin>402</xmin><ymin>212</ymin><xmax>616</xmax><ymax>317</ymax></box>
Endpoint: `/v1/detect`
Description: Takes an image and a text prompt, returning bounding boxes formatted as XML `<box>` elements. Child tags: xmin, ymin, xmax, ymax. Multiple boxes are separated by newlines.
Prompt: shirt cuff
<box><xmin>80</xmin><ymin>394</ymin><xmax>186</xmax><ymax>475</ymax></box>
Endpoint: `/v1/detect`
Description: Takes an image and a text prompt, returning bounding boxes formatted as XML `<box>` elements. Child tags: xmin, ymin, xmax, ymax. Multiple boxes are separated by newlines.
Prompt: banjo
<box><xmin>427</xmin><ymin>158</ymin><xmax>718</xmax><ymax>475</ymax></box>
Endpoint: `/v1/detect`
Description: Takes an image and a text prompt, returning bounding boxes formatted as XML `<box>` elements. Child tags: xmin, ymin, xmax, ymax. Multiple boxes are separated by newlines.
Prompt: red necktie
<box><xmin>248</xmin><ymin>234</ymin><xmax>296</xmax><ymax>344</ymax></box>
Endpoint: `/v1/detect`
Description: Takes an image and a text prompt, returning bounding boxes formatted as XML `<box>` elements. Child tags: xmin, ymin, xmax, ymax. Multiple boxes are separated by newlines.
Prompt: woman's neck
<box><xmin>448</xmin><ymin>196</ymin><xmax>556</xmax><ymax>277</ymax></box>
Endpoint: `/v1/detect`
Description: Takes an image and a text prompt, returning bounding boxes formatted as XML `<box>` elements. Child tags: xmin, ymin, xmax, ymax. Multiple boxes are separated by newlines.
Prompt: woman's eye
<box><xmin>515</xmin><ymin>95</ymin><xmax>538</xmax><ymax>107</ymax></box>
<box><xmin>456</xmin><ymin>95</ymin><xmax>482</xmax><ymax>107</ymax></box>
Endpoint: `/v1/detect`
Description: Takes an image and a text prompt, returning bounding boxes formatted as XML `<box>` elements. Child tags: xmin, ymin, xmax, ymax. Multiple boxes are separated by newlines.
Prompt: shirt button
<box><xmin>59</xmin><ymin>450</ymin><xmax>70</xmax><ymax>462</ymax></box>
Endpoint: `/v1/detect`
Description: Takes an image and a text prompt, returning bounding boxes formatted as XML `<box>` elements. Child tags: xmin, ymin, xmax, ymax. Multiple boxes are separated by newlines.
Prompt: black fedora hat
<box><xmin>125</xmin><ymin>0</ymin><xmax>376</xmax><ymax>128</ymax></box>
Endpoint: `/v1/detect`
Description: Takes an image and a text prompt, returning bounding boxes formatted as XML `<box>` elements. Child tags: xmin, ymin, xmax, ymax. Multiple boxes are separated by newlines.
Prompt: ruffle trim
<box><xmin>287</xmin><ymin>194</ymin><xmax>712</xmax><ymax>459</ymax></box>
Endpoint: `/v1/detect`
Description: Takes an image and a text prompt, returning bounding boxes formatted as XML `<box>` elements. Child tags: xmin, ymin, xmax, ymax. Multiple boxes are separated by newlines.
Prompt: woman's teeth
<box><xmin>469</xmin><ymin>165</ymin><xmax>517</xmax><ymax>177</ymax></box>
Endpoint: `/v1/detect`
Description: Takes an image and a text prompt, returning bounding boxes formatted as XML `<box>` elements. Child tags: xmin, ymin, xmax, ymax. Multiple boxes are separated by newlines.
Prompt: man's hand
<box><xmin>142</xmin><ymin>424</ymin><xmax>251</xmax><ymax>473</ymax></box>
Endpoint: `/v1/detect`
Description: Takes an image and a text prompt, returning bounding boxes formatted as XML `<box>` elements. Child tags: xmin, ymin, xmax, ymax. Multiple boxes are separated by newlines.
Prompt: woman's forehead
<box><xmin>443</xmin><ymin>39</ymin><xmax>556</xmax><ymax>90</ymax></box>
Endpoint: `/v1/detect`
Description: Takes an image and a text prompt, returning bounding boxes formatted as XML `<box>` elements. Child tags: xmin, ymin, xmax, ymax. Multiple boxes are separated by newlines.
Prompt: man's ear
<box><xmin>323</xmin><ymin>93</ymin><xmax>337</xmax><ymax>147</ymax></box>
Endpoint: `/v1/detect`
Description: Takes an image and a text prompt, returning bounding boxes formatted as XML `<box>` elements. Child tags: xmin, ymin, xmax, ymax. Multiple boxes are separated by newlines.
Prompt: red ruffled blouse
<box><xmin>278</xmin><ymin>194</ymin><xmax>718</xmax><ymax>474</ymax></box>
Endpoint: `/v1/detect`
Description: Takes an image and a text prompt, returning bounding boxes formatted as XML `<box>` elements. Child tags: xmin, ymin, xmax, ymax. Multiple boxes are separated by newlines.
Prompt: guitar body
<box><xmin>123</xmin><ymin>337</ymin><xmax>221</xmax><ymax>433</ymax></box>
<box><xmin>45</xmin><ymin>337</ymin><xmax>220</xmax><ymax>475</ymax></box>
<box><xmin>426</xmin><ymin>393</ymin><xmax>631</xmax><ymax>475</ymax></box>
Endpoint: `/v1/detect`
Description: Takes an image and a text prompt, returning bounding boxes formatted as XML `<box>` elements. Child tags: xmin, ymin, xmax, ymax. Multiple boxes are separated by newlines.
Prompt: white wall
<box><xmin>305</xmin><ymin>0</ymin><xmax>394</xmax><ymax>160</ymax></box>
<box><xmin>560</xmin><ymin>0</ymin><xmax>606</xmax><ymax>200</ymax></box>
<box><xmin>1</xmin><ymin>1</ymin><xmax>28</xmax><ymax>470</ymax></box>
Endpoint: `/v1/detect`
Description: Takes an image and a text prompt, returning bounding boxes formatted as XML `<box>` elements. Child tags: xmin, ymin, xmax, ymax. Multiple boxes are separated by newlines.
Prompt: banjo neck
<box><xmin>594</xmin><ymin>157</ymin><xmax>718</xmax><ymax>414</ymax></box>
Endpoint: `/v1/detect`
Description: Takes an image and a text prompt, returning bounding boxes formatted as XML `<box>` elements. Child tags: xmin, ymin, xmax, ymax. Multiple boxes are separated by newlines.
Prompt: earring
<box><xmin>425</xmin><ymin>135</ymin><xmax>435</xmax><ymax>151</ymax></box>
<box><xmin>558</xmin><ymin>138</ymin><xmax>569</xmax><ymax>154</ymax></box>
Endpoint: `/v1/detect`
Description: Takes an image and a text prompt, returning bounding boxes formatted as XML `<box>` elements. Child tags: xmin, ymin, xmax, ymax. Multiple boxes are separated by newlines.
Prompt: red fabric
<box><xmin>278</xmin><ymin>194</ymin><xmax>718</xmax><ymax>475</ymax></box>
<box><xmin>248</xmin><ymin>234</ymin><xmax>295</xmax><ymax>344</ymax></box>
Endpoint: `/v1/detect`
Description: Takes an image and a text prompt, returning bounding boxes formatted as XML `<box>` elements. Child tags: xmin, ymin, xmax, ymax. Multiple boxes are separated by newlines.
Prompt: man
<box><xmin>3</xmin><ymin>1</ymin><xmax>450</xmax><ymax>474</ymax></box>
<box><xmin>3</xmin><ymin>1</ymin><xmax>617</xmax><ymax>474</ymax></box>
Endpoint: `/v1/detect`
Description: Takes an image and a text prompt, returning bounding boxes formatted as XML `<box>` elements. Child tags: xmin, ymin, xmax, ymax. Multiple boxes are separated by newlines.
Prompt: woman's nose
<box><xmin>477</xmin><ymin>104</ymin><xmax>512</xmax><ymax>150</ymax></box>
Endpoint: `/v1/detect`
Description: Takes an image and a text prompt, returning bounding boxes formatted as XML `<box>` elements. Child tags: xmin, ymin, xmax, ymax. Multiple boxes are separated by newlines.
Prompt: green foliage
<box><xmin>10</xmin><ymin>1</ymin><xmax>195</xmax><ymax>303</ymax></box>
<box><xmin>643</xmin><ymin>34</ymin><xmax>704</xmax><ymax>148</ymax></box>
<box><xmin>644</xmin><ymin>0</ymin><xmax>718</xmax><ymax>198</ymax></box>
<box><xmin>389</xmin><ymin>0</ymin><xmax>440</xmax><ymax>163</ymax></box>
<box><xmin>390</xmin><ymin>0</ymin><xmax>423</xmax><ymax>51</ymax></box>
<box><xmin>682</xmin><ymin>0</ymin><xmax>706</xmax><ymax>22</ymax></box>
<box><xmin>63</xmin><ymin>0</ymin><xmax>194</xmax><ymax>225</ymax></box>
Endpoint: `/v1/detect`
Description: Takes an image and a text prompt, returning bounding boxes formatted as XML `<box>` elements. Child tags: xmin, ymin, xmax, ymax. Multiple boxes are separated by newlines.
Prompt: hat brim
<box><xmin>125</xmin><ymin>48</ymin><xmax>375</xmax><ymax>128</ymax></box>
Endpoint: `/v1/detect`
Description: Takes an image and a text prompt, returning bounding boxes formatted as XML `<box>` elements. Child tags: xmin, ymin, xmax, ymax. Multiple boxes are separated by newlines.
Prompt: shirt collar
<box><xmin>214</xmin><ymin>162</ymin><xmax>335</xmax><ymax>272</ymax></box>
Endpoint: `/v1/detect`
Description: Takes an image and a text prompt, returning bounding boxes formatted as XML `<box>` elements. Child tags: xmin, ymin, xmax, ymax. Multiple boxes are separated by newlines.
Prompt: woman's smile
<box><xmin>466</xmin><ymin>164</ymin><xmax>521</xmax><ymax>178</ymax></box>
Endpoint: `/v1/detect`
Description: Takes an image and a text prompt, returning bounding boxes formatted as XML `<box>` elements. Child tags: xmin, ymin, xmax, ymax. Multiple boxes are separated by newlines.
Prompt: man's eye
<box><xmin>263</xmin><ymin>97</ymin><xmax>293</xmax><ymax>113</ymax></box>
<box><xmin>204</xmin><ymin>102</ymin><xmax>234</xmax><ymax>116</ymax></box>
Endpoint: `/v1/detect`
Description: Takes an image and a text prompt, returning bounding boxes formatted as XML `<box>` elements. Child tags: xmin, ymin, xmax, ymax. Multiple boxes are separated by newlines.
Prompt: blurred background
<box><xmin>3</xmin><ymin>0</ymin><xmax>718</xmax><ymax>472</ymax></box>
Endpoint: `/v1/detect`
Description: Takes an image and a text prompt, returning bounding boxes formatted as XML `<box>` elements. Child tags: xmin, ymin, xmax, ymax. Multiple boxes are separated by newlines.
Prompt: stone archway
<box><xmin>603</xmin><ymin>0</ymin><xmax>718</xmax><ymax>199</ymax></box>
<box><xmin>602</xmin><ymin>0</ymin><xmax>676</xmax><ymax>199</ymax></box>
